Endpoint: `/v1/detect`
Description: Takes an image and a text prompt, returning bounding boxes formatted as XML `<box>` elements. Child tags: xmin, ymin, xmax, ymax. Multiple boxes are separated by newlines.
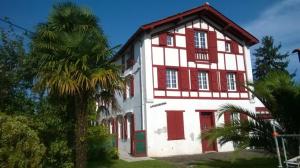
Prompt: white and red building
<box><xmin>101</xmin><ymin>3</ymin><xmax>264</xmax><ymax>157</ymax></box>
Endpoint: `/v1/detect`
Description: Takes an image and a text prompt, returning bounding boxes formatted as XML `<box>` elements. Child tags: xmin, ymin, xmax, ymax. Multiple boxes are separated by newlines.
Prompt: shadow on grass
<box><xmin>189</xmin><ymin>157</ymin><xmax>277</xmax><ymax>168</ymax></box>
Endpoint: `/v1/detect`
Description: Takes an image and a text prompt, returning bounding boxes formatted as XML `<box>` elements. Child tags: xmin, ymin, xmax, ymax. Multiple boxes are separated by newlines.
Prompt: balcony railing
<box><xmin>195</xmin><ymin>48</ymin><xmax>209</xmax><ymax>61</ymax></box>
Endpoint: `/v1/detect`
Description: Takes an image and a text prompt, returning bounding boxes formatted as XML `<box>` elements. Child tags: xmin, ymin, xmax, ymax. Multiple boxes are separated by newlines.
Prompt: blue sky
<box><xmin>1</xmin><ymin>0</ymin><xmax>300</xmax><ymax>81</ymax></box>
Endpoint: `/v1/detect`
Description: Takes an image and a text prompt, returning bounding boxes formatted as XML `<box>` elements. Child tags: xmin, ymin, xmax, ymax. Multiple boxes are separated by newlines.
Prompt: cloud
<box><xmin>244</xmin><ymin>0</ymin><xmax>300</xmax><ymax>81</ymax></box>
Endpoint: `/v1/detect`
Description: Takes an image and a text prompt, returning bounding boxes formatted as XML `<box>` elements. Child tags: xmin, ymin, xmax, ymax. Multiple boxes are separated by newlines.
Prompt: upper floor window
<box><xmin>194</xmin><ymin>31</ymin><xmax>207</xmax><ymax>49</ymax></box>
<box><xmin>198</xmin><ymin>71</ymin><xmax>209</xmax><ymax>90</ymax></box>
<box><xmin>166</xmin><ymin>69</ymin><xmax>178</xmax><ymax>89</ymax></box>
<box><xmin>227</xmin><ymin>73</ymin><xmax>236</xmax><ymax>91</ymax></box>
<box><xmin>167</xmin><ymin>35</ymin><xmax>174</xmax><ymax>46</ymax></box>
<box><xmin>225</xmin><ymin>42</ymin><xmax>231</xmax><ymax>52</ymax></box>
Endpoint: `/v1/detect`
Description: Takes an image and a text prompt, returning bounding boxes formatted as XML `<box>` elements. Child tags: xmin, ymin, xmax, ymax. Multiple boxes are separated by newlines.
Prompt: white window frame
<box><xmin>166</xmin><ymin>69</ymin><xmax>178</xmax><ymax>89</ymax></box>
<box><xmin>198</xmin><ymin>71</ymin><xmax>209</xmax><ymax>90</ymax></box>
<box><xmin>227</xmin><ymin>73</ymin><xmax>237</xmax><ymax>91</ymax></box>
<box><xmin>225</xmin><ymin>42</ymin><xmax>231</xmax><ymax>52</ymax></box>
<box><xmin>167</xmin><ymin>35</ymin><xmax>174</xmax><ymax>46</ymax></box>
<box><xmin>194</xmin><ymin>31</ymin><xmax>207</xmax><ymax>49</ymax></box>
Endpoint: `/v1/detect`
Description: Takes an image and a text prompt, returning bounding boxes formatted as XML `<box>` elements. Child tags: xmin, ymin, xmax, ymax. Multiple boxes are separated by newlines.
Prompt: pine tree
<box><xmin>253</xmin><ymin>36</ymin><xmax>290</xmax><ymax>80</ymax></box>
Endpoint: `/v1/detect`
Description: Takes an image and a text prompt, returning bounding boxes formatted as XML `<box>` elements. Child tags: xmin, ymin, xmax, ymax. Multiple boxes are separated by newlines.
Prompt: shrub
<box><xmin>87</xmin><ymin>125</ymin><xmax>118</xmax><ymax>164</ymax></box>
<box><xmin>0</xmin><ymin>114</ymin><xmax>46</xmax><ymax>168</ymax></box>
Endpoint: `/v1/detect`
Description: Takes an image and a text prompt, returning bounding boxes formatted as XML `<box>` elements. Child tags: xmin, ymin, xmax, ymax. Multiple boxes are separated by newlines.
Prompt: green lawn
<box><xmin>88</xmin><ymin>159</ymin><xmax>175</xmax><ymax>168</ymax></box>
<box><xmin>190</xmin><ymin>157</ymin><xmax>277</xmax><ymax>168</ymax></box>
<box><xmin>88</xmin><ymin>157</ymin><xmax>277</xmax><ymax>168</ymax></box>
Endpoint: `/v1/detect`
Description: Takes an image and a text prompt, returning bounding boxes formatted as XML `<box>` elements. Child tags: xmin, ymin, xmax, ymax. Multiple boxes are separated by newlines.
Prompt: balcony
<box><xmin>195</xmin><ymin>48</ymin><xmax>209</xmax><ymax>61</ymax></box>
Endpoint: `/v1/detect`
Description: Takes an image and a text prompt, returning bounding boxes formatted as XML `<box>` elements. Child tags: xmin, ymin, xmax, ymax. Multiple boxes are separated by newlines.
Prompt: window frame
<box><xmin>227</xmin><ymin>73</ymin><xmax>237</xmax><ymax>91</ymax></box>
<box><xmin>194</xmin><ymin>31</ymin><xmax>208</xmax><ymax>49</ymax></box>
<box><xmin>166</xmin><ymin>69</ymin><xmax>178</xmax><ymax>89</ymax></box>
<box><xmin>225</xmin><ymin>41</ymin><xmax>231</xmax><ymax>53</ymax></box>
<box><xmin>198</xmin><ymin>71</ymin><xmax>209</xmax><ymax>90</ymax></box>
<box><xmin>167</xmin><ymin>34</ymin><xmax>174</xmax><ymax>46</ymax></box>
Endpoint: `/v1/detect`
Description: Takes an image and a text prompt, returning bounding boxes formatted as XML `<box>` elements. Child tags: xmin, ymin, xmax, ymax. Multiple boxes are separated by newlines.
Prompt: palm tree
<box><xmin>31</xmin><ymin>3</ymin><xmax>124</xmax><ymax>168</ymax></box>
<box><xmin>203</xmin><ymin>71</ymin><xmax>299</xmax><ymax>154</ymax></box>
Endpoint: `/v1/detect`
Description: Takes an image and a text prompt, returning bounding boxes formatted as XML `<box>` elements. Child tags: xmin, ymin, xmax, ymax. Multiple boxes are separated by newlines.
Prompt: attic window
<box><xmin>167</xmin><ymin>35</ymin><xmax>174</xmax><ymax>46</ymax></box>
<box><xmin>225</xmin><ymin>42</ymin><xmax>231</xmax><ymax>52</ymax></box>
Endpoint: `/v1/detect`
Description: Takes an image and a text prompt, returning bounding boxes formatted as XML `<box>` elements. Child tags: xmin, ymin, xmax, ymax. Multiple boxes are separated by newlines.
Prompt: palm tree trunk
<box><xmin>75</xmin><ymin>96</ymin><xmax>88</xmax><ymax>168</ymax></box>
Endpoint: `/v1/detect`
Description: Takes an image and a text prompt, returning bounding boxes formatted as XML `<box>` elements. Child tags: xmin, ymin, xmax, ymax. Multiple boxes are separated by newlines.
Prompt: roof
<box><xmin>113</xmin><ymin>3</ymin><xmax>259</xmax><ymax>60</ymax></box>
<box><xmin>292</xmin><ymin>48</ymin><xmax>300</xmax><ymax>53</ymax></box>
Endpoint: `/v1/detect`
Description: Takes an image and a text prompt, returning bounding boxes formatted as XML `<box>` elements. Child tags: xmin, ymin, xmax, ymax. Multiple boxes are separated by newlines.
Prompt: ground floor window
<box><xmin>166</xmin><ymin>111</ymin><xmax>185</xmax><ymax>140</ymax></box>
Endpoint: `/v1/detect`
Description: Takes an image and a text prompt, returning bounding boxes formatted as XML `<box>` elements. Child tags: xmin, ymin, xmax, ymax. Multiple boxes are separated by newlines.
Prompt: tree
<box><xmin>253</xmin><ymin>36</ymin><xmax>290</xmax><ymax>80</ymax></box>
<box><xmin>0</xmin><ymin>27</ymin><xmax>34</xmax><ymax>115</ymax></box>
<box><xmin>30</xmin><ymin>3</ymin><xmax>124</xmax><ymax>168</ymax></box>
<box><xmin>203</xmin><ymin>71</ymin><xmax>300</xmax><ymax>155</ymax></box>
<box><xmin>0</xmin><ymin>114</ymin><xmax>46</xmax><ymax>168</ymax></box>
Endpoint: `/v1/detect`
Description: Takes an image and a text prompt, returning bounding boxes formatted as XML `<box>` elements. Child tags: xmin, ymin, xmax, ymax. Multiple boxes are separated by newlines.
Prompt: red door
<box><xmin>200</xmin><ymin>112</ymin><xmax>217</xmax><ymax>152</ymax></box>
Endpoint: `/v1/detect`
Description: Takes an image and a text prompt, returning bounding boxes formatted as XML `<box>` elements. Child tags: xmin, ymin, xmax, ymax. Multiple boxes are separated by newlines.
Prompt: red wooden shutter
<box><xmin>121</xmin><ymin>55</ymin><xmax>125</xmax><ymax>73</ymax></box>
<box><xmin>130</xmin><ymin>77</ymin><xmax>134</xmax><ymax>97</ymax></box>
<box><xmin>224</xmin><ymin>112</ymin><xmax>231</xmax><ymax>125</ymax></box>
<box><xmin>237</xmin><ymin>72</ymin><xmax>246</xmax><ymax>92</ymax></box>
<box><xmin>121</xmin><ymin>119</ymin><xmax>124</xmax><ymax>139</ymax></box>
<box><xmin>240</xmin><ymin>113</ymin><xmax>248</xmax><ymax>122</ymax></box>
<box><xmin>112</xmin><ymin>119</ymin><xmax>116</xmax><ymax>134</ymax></box>
<box><xmin>208</xmin><ymin>31</ymin><xmax>218</xmax><ymax>63</ymax></box>
<box><xmin>167</xmin><ymin>111</ymin><xmax>184</xmax><ymax>140</ymax></box>
<box><xmin>176</xmin><ymin>112</ymin><xmax>184</xmax><ymax>139</ymax></box>
<box><xmin>190</xmin><ymin>69</ymin><xmax>199</xmax><ymax>91</ymax></box>
<box><xmin>180</xmin><ymin>68</ymin><xmax>190</xmax><ymax>91</ymax></box>
<box><xmin>209</xmin><ymin>70</ymin><xmax>218</xmax><ymax>91</ymax></box>
<box><xmin>220</xmin><ymin>71</ymin><xmax>228</xmax><ymax>91</ymax></box>
<box><xmin>231</xmin><ymin>41</ymin><xmax>239</xmax><ymax>54</ymax></box>
<box><xmin>167</xmin><ymin>112</ymin><xmax>176</xmax><ymax>140</ymax></box>
<box><xmin>124</xmin><ymin>116</ymin><xmax>127</xmax><ymax>139</ymax></box>
<box><xmin>159</xmin><ymin>33</ymin><xmax>167</xmax><ymax>46</ymax></box>
<box><xmin>186</xmin><ymin>28</ymin><xmax>195</xmax><ymax>62</ymax></box>
<box><xmin>123</xmin><ymin>83</ymin><xmax>127</xmax><ymax>100</ymax></box>
<box><xmin>157</xmin><ymin>66</ymin><xmax>166</xmax><ymax>90</ymax></box>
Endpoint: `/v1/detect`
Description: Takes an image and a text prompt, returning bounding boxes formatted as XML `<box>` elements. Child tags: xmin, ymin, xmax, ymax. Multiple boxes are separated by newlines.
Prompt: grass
<box><xmin>88</xmin><ymin>159</ymin><xmax>175</xmax><ymax>168</ymax></box>
<box><xmin>88</xmin><ymin>157</ymin><xmax>277</xmax><ymax>168</ymax></box>
<box><xmin>190</xmin><ymin>157</ymin><xmax>277</xmax><ymax>168</ymax></box>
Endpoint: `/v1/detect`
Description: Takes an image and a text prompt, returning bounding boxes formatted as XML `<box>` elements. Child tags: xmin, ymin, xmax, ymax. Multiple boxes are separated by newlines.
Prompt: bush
<box><xmin>87</xmin><ymin>125</ymin><xmax>118</xmax><ymax>164</ymax></box>
<box><xmin>44</xmin><ymin>140</ymin><xmax>74</xmax><ymax>168</ymax></box>
<box><xmin>0</xmin><ymin>114</ymin><xmax>46</xmax><ymax>168</ymax></box>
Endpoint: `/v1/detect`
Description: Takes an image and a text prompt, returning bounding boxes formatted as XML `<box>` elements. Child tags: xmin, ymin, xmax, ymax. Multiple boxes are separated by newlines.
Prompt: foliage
<box><xmin>0</xmin><ymin>114</ymin><xmax>46</xmax><ymax>168</ymax></box>
<box><xmin>203</xmin><ymin>71</ymin><xmax>300</xmax><ymax>155</ymax></box>
<box><xmin>0</xmin><ymin>27</ymin><xmax>34</xmax><ymax>115</ymax></box>
<box><xmin>87</xmin><ymin>125</ymin><xmax>118</xmax><ymax>165</ymax></box>
<box><xmin>30</xmin><ymin>2</ymin><xmax>124</xmax><ymax>167</ymax></box>
<box><xmin>35</xmin><ymin>96</ymin><xmax>75</xmax><ymax>168</ymax></box>
<box><xmin>203</xmin><ymin>105</ymin><xmax>278</xmax><ymax>153</ymax></box>
<box><xmin>45</xmin><ymin>140</ymin><xmax>74</xmax><ymax>168</ymax></box>
<box><xmin>253</xmin><ymin>36</ymin><xmax>291</xmax><ymax>80</ymax></box>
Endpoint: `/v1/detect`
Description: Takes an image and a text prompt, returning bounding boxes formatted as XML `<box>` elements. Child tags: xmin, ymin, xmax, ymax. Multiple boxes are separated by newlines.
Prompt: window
<box><xmin>227</xmin><ymin>73</ymin><xmax>236</xmax><ymax>91</ymax></box>
<box><xmin>166</xmin><ymin>69</ymin><xmax>178</xmax><ymax>89</ymax></box>
<box><xmin>166</xmin><ymin>111</ymin><xmax>184</xmax><ymax>140</ymax></box>
<box><xmin>194</xmin><ymin>31</ymin><xmax>207</xmax><ymax>49</ymax></box>
<box><xmin>198</xmin><ymin>71</ymin><xmax>209</xmax><ymax>90</ymax></box>
<box><xmin>225</xmin><ymin>42</ymin><xmax>231</xmax><ymax>52</ymax></box>
<box><xmin>167</xmin><ymin>35</ymin><xmax>173</xmax><ymax>46</ymax></box>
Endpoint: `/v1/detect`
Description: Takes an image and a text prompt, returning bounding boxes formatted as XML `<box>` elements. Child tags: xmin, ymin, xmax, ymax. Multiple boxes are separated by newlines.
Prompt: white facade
<box><xmin>102</xmin><ymin>4</ymin><xmax>259</xmax><ymax>157</ymax></box>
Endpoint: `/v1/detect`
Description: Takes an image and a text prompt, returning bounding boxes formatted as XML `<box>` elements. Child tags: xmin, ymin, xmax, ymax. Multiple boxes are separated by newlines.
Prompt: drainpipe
<box><xmin>138</xmin><ymin>39</ymin><xmax>145</xmax><ymax>130</ymax></box>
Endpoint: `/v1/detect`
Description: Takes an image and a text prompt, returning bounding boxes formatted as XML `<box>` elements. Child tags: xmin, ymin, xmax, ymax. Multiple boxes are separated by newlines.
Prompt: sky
<box><xmin>1</xmin><ymin>0</ymin><xmax>300</xmax><ymax>81</ymax></box>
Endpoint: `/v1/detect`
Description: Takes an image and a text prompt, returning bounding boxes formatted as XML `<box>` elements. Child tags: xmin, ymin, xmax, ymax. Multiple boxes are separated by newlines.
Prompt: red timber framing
<box><xmin>112</xmin><ymin>3</ymin><xmax>258</xmax><ymax>63</ymax></box>
<box><xmin>196</xmin><ymin>110</ymin><xmax>218</xmax><ymax>152</ymax></box>
<box><xmin>150</xmin><ymin>10</ymin><xmax>251</xmax><ymax>100</ymax></box>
